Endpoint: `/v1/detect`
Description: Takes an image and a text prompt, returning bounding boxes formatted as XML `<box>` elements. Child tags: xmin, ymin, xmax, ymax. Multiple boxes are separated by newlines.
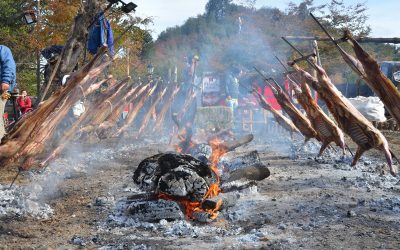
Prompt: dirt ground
<box><xmin>1</xmin><ymin>131</ymin><xmax>400</xmax><ymax>249</ymax></box>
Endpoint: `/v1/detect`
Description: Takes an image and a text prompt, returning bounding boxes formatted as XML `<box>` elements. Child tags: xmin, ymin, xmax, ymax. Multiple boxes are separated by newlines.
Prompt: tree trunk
<box><xmin>42</xmin><ymin>0</ymin><xmax>102</xmax><ymax>99</ymax></box>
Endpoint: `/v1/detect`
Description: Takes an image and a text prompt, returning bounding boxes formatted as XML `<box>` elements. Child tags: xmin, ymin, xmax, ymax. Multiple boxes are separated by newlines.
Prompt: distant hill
<box><xmin>150</xmin><ymin>0</ymin><xmax>399</xmax><ymax>85</ymax></box>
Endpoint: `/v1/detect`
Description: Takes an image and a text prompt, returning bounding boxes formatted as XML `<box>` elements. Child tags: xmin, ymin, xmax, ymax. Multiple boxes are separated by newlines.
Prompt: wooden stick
<box><xmin>284</xmin><ymin>36</ymin><xmax>400</xmax><ymax>44</ymax></box>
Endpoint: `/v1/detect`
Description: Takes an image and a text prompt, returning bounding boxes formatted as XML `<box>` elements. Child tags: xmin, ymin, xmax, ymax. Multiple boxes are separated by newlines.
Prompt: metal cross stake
<box><xmin>309</xmin><ymin>12</ymin><xmax>365</xmax><ymax>78</ymax></box>
<box><xmin>9</xmin><ymin>168</ymin><xmax>22</xmax><ymax>189</ymax></box>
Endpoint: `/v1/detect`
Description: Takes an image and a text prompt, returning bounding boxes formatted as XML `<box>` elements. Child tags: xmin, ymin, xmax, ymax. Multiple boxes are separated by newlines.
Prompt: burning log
<box><xmin>252</xmin><ymin>88</ymin><xmax>300</xmax><ymax>137</ymax></box>
<box><xmin>127</xmin><ymin>192</ymin><xmax>157</xmax><ymax>201</ymax></box>
<box><xmin>131</xmin><ymin>135</ymin><xmax>257</xmax><ymax>222</ymax></box>
<box><xmin>133</xmin><ymin>153</ymin><xmax>220</xmax><ymax>220</ymax></box>
<box><xmin>201</xmin><ymin>193</ymin><xmax>239</xmax><ymax>211</ymax></box>
<box><xmin>218</xmin><ymin>150</ymin><xmax>270</xmax><ymax>182</ymax></box>
<box><xmin>290</xmin><ymin>61</ymin><xmax>397</xmax><ymax>176</ymax></box>
<box><xmin>133</xmin><ymin>153</ymin><xmax>218</xmax><ymax>197</ymax></box>
<box><xmin>220</xmin><ymin>180</ymin><xmax>257</xmax><ymax>193</ymax></box>
<box><xmin>215</xmin><ymin>134</ymin><xmax>254</xmax><ymax>153</ymax></box>
<box><xmin>310</xmin><ymin>14</ymin><xmax>400</xmax><ymax>125</ymax></box>
<box><xmin>188</xmin><ymin>143</ymin><xmax>213</xmax><ymax>162</ymax></box>
<box><xmin>0</xmin><ymin>48</ymin><xmax>110</xmax><ymax>169</ymax></box>
<box><xmin>227</xmin><ymin>164</ymin><xmax>270</xmax><ymax>182</ymax></box>
<box><xmin>219</xmin><ymin>150</ymin><xmax>261</xmax><ymax>172</ymax></box>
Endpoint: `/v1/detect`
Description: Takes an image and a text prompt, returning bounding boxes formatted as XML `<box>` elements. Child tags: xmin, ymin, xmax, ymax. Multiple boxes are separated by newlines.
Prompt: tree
<box><xmin>151</xmin><ymin>0</ymin><xmax>398</xmax><ymax>86</ymax></box>
<box><xmin>205</xmin><ymin>0</ymin><xmax>234</xmax><ymax>21</ymax></box>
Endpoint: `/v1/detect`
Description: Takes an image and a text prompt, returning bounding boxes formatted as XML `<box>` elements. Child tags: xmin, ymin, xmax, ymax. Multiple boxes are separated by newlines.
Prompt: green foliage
<box><xmin>205</xmin><ymin>0</ymin><xmax>234</xmax><ymax>21</ymax></box>
<box><xmin>0</xmin><ymin>0</ymin><xmax>153</xmax><ymax>95</ymax></box>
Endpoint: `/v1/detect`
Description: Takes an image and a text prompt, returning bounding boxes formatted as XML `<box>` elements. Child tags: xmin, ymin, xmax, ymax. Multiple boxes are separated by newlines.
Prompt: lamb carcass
<box><xmin>291</xmin><ymin>62</ymin><xmax>396</xmax><ymax>176</ymax></box>
<box><xmin>287</xmin><ymin>74</ymin><xmax>346</xmax><ymax>156</ymax></box>
<box><xmin>252</xmin><ymin>89</ymin><xmax>300</xmax><ymax>137</ymax></box>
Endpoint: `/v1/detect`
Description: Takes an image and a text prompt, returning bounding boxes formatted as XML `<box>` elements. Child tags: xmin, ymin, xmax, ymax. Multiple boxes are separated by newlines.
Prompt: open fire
<box><xmin>131</xmin><ymin>133</ymin><xmax>262</xmax><ymax>222</ymax></box>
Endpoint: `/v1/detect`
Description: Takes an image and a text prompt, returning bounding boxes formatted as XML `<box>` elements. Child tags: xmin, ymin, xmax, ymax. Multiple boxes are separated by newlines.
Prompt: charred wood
<box><xmin>127</xmin><ymin>199</ymin><xmax>185</xmax><ymax>222</ymax></box>
<box><xmin>201</xmin><ymin>193</ymin><xmax>239</xmax><ymax>211</ymax></box>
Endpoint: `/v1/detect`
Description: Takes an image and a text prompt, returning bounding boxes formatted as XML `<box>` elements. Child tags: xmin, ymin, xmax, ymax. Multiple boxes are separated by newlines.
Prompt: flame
<box><xmin>208</xmin><ymin>137</ymin><xmax>227</xmax><ymax>180</ymax></box>
<box><xmin>163</xmin><ymin>138</ymin><xmax>227</xmax><ymax>221</ymax></box>
<box><xmin>174</xmin><ymin>127</ymin><xmax>196</xmax><ymax>154</ymax></box>
<box><xmin>175</xmin><ymin>145</ymin><xmax>183</xmax><ymax>154</ymax></box>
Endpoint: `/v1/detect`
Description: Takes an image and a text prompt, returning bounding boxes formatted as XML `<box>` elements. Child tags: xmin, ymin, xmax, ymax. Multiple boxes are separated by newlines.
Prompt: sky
<box><xmin>134</xmin><ymin>0</ymin><xmax>399</xmax><ymax>39</ymax></box>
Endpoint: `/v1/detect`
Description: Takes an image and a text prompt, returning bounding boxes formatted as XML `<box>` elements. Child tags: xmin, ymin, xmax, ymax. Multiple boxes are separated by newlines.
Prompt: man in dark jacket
<box><xmin>0</xmin><ymin>45</ymin><xmax>17</xmax><ymax>140</ymax></box>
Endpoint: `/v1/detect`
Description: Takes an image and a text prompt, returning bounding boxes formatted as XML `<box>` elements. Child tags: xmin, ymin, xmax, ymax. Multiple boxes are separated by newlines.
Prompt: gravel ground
<box><xmin>1</xmin><ymin>132</ymin><xmax>400</xmax><ymax>249</ymax></box>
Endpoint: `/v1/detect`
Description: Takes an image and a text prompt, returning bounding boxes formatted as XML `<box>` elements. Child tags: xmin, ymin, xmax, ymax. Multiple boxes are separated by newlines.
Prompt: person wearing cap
<box><xmin>0</xmin><ymin>45</ymin><xmax>17</xmax><ymax>140</ymax></box>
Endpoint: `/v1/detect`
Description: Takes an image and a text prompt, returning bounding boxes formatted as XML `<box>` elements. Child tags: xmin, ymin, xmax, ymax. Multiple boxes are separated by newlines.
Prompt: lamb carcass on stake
<box><xmin>255</xmin><ymin>70</ymin><xmax>319</xmax><ymax>144</ymax></box>
<box><xmin>40</xmin><ymin>78</ymin><xmax>137</xmax><ymax>167</ymax></box>
<box><xmin>309</xmin><ymin>13</ymin><xmax>400</xmax><ymax>125</ymax></box>
<box><xmin>0</xmin><ymin>47</ymin><xmax>111</xmax><ymax>169</ymax></box>
<box><xmin>287</xmin><ymin>73</ymin><xmax>346</xmax><ymax>156</ymax></box>
<box><xmin>342</xmin><ymin>30</ymin><xmax>400</xmax><ymax>125</ymax></box>
<box><xmin>77</xmin><ymin>77</ymin><xmax>134</xmax><ymax>136</ymax></box>
<box><xmin>114</xmin><ymin>81</ymin><xmax>159</xmax><ymax>137</ymax></box>
<box><xmin>137</xmin><ymin>85</ymin><xmax>168</xmax><ymax>137</ymax></box>
<box><xmin>153</xmin><ymin>85</ymin><xmax>181</xmax><ymax>132</ymax></box>
<box><xmin>252</xmin><ymin>88</ymin><xmax>300</xmax><ymax>137</ymax></box>
<box><xmin>291</xmin><ymin>61</ymin><xmax>397</xmax><ymax>176</ymax></box>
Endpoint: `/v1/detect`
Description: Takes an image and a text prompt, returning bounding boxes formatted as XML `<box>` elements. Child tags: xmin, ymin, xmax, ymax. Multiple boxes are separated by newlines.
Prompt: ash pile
<box><xmin>116</xmin><ymin>134</ymin><xmax>270</xmax><ymax>223</ymax></box>
<box><xmin>0</xmin><ymin>184</ymin><xmax>53</xmax><ymax>219</ymax></box>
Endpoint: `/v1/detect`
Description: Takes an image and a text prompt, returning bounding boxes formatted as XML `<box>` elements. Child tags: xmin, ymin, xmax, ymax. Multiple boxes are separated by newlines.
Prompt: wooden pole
<box><xmin>285</xmin><ymin>36</ymin><xmax>400</xmax><ymax>44</ymax></box>
<box><xmin>36</xmin><ymin>0</ymin><xmax>41</xmax><ymax>99</ymax></box>
<box><xmin>127</xmin><ymin>46</ymin><xmax>130</xmax><ymax>76</ymax></box>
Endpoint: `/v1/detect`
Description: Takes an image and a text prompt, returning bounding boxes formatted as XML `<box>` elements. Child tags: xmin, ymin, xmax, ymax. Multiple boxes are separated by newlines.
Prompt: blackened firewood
<box><xmin>227</xmin><ymin>163</ymin><xmax>270</xmax><ymax>182</ymax></box>
<box><xmin>127</xmin><ymin>199</ymin><xmax>184</xmax><ymax>222</ymax></box>
<box><xmin>218</xmin><ymin>134</ymin><xmax>254</xmax><ymax>152</ymax></box>
<box><xmin>221</xmin><ymin>180</ymin><xmax>257</xmax><ymax>193</ymax></box>
<box><xmin>201</xmin><ymin>193</ymin><xmax>239</xmax><ymax>211</ymax></box>
<box><xmin>127</xmin><ymin>192</ymin><xmax>157</xmax><ymax>202</ymax></box>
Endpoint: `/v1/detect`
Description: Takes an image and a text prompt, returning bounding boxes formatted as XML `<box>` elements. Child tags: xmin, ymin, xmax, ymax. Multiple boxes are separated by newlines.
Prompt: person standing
<box><xmin>16</xmin><ymin>90</ymin><xmax>32</xmax><ymax>115</ymax></box>
<box><xmin>225</xmin><ymin>67</ymin><xmax>241</xmax><ymax>113</ymax></box>
<box><xmin>0</xmin><ymin>45</ymin><xmax>17</xmax><ymax>140</ymax></box>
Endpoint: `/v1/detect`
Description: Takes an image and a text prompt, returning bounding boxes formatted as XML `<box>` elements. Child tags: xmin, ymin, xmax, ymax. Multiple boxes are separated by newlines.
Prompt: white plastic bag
<box><xmin>348</xmin><ymin>96</ymin><xmax>386</xmax><ymax>122</ymax></box>
<box><xmin>72</xmin><ymin>101</ymin><xmax>85</xmax><ymax>117</ymax></box>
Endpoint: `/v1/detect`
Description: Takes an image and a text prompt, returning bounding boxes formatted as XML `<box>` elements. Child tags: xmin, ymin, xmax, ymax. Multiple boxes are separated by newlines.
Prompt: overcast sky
<box><xmin>134</xmin><ymin>0</ymin><xmax>399</xmax><ymax>39</ymax></box>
